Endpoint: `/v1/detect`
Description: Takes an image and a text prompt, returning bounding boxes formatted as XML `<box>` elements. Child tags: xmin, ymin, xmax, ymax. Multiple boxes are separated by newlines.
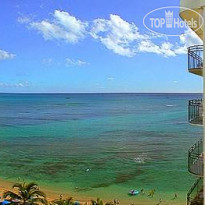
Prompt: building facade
<box><xmin>180</xmin><ymin>1</ymin><xmax>204</xmax><ymax>204</ymax></box>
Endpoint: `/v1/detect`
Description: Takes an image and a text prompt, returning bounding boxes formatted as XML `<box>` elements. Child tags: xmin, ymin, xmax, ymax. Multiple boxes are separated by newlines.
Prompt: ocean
<box><xmin>0</xmin><ymin>93</ymin><xmax>203</xmax><ymax>204</ymax></box>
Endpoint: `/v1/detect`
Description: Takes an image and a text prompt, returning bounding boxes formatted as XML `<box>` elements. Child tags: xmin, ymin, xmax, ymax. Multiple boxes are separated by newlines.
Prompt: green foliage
<box><xmin>3</xmin><ymin>182</ymin><xmax>48</xmax><ymax>205</ymax></box>
<box><xmin>105</xmin><ymin>202</ymin><xmax>115</xmax><ymax>205</ymax></box>
<box><xmin>51</xmin><ymin>197</ymin><xmax>74</xmax><ymax>205</ymax></box>
<box><xmin>91</xmin><ymin>198</ymin><xmax>104</xmax><ymax>205</ymax></box>
<box><xmin>2</xmin><ymin>182</ymin><xmax>120</xmax><ymax>205</ymax></box>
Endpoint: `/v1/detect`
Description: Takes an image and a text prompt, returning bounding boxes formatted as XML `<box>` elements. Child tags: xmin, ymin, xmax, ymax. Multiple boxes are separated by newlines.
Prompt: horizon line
<box><xmin>0</xmin><ymin>92</ymin><xmax>203</xmax><ymax>94</ymax></box>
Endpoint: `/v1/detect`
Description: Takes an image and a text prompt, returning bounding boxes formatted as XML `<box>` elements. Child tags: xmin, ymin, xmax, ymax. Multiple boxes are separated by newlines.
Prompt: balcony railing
<box><xmin>188</xmin><ymin>99</ymin><xmax>203</xmax><ymax>125</ymax></box>
<box><xmin>188</xmin><ymin>45</ymin><xmax>203</xmax><ymax>76</ymax></box>
<box><xmin>188</xmin><ymin>139</ymin><xmax>203</xmax><ymax>176</ymax></box>
<box><xmin>187</xmin><ymin>177</ymin><xmax>203</xmax><ymax>205</ymax></box>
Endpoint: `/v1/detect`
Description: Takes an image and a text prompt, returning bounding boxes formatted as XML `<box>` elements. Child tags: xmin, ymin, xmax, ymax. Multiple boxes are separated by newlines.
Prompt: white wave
<box><xmin>134</xmin><ymin>153</ymin><xmax>151</xmax><ymax>164</ymax></box>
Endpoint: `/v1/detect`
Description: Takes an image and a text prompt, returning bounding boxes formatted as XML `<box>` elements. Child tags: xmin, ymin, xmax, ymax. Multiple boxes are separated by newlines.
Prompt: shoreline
<box><xmin>0</xmin><ymin>178</ymin><xmax>186</xmax><ymax>205</ymax></box>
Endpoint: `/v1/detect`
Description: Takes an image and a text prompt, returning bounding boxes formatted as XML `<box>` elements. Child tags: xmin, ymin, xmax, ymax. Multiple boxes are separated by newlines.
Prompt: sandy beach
<box><xmin>0</xmin><ymin>178</ymin><xmax>186</xmax><ymax>205</ymax></box>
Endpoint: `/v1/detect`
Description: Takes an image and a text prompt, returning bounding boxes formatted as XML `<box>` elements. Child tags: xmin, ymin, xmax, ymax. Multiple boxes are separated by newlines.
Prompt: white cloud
<box><xmin>90</xmin><ymin>14</ymin><xmax>195</xmax><ymax>57</ymax></box>
<box><xmin>41</xmin><ymin>57</ymin><xmax>87</xmax><ymax>67</ymax></box>
<box><xmin>90</xmin><ymin>14</ymin><xmax>146</xmax><ymax>57</ymax></box>
<box><xmin>29</xmin><ymin>10</ymin><xmax>88</xmax><ymax>44</ymax></box>
<box><xmin>17</xmin><ymin>16</ymin><xmax>31</xmax><ymax>24</ymax></box>
<box><xmin>137</xmin><ymin>41</ymin><xmax>186</xmax><ymax>57</ymax></box>
<box><xmin>180</xmin><ymin>28</ymin><xmax>202</xmax><ymax>48</ymax></box>
<box><xmin>0</xmin><ymin>49</ymin><xmax>15</xmax><ymax>60</ymax></box>
<box><xmin>65</xmin><ymin>58</ymin><xmax>87</xmax><ymax>67</ymax></box>
<box><xmin>0</xmin><ymin>81</ymin><xmax>30</xmax><ymax>88</ymax></box>
<box><xmin>107</xmin><ymin>77</ymin><xmax>114</xmax><ymax>80</ymax></box>
<box><xmin>136</xmin><ymin>28</ymin><xmax>202</xmax><ymax>57</ymax></box>
<box><xmin>19</xmin><ymin>11</ymin><xmax>203</xmax><ymax>58</ymax></box>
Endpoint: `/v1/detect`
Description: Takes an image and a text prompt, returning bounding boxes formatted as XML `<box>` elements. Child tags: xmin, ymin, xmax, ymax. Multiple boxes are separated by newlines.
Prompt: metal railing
<box><xmin>187</xmin><ymin>177</ymin><xmax>203</xmax><ymax>205</ymax></box>
<box><xmin>188</xmin><ymin>45</ymin><xmax>203</xmax><ymax>70</ymax></box>
<box><xmin>188</xmin><ymin>139</ymin><xmax>203</xmax><ymax>176</ymax></box>
<box><xmin>188</xmin><ymin>99</ymin><xmax>203</xmax><ymax>125</ymax></box>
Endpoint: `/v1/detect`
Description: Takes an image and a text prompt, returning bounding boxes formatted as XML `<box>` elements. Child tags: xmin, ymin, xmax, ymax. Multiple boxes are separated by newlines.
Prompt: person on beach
<box><xmin>156</xmin><ymin>198</ymin><xmax>162</xmax><ymax>205</ymax></box>
<box><xmin>148</xmin><ymin>189</ymin><xmax>156</xmax><ymax>197</ymax></box>
<box><xmin>140</xmin><ymin>188</ymin><xmax>145</xmax><ymax>195</ymax></box>
<box><xmin>114</xmin><ymin>199</ymin><xmax>119</xmax><ymax>204</ymax></box>
<box><xmin>173</xmin><ymin>193</ymin><xmax>178</xmax><ymax>200</ymax></box>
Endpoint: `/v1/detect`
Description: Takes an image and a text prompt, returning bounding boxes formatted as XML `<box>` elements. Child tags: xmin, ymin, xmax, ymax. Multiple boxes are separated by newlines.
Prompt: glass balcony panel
<box><xmin>188</xmin><ymin>139</ymin><xmax>203</xmax><ymax>176</ymax></box>
<box><xmin>188</xmin><ymin>99</ymin><xmax>203</xmax><ymax>125</ymax></box>
<box><xmin>187</xmin><ymin>177</ymin><xmax>203</xmax><ymax>205</ymax></box>
<box><xmin>188</xmin><ymin>45</ymin><xmax>203</xmax><ymax>76</ymax></box>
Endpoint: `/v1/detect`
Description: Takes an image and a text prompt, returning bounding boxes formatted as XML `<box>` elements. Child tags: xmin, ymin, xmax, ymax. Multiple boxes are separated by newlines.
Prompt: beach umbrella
<box><xmin>1</xmin><ymin>201</ymin><xmax>11</xmax><ymax>205</ymax></box>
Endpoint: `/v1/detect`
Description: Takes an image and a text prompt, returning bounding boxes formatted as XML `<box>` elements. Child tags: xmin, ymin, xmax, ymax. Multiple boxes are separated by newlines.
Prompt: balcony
<box><xmin>188</xmin><ymin>45</ymin><xmax>203</xmax><ymax>76</ymax></box>
<box><xmin>188</xmin><ymin>99</ymin><xmax>203</xmax><ymax>125</ymax></box>
<box><xmin>188</xmin><ymin>139</ymin><xmax>203</xmax><ymax>176</ymax></box>
<box><xmin>180</xmin><ymin>0</ymin><xmax>204</xmax><ymax>40</ymax></box>
<box><xmin>187</xmin><ymin>177</ymin><xmax>203</xmax><ymax>205</ymax></box>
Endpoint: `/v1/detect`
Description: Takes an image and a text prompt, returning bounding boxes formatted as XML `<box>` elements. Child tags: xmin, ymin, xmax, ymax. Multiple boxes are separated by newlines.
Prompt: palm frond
<box><xmin>66</xmin><ymin>197</ymin><xmax>73</xmax><ymax>203</ymax></box>
<box><xmin>105</xmin><ymin>202</ymin><xmax>114</xmax><ymax>205</ymax></box>
<box><xmin>12</xmin><ymin>182</ymin><xmax>24</xmax><ymax>190</ymax></box>
<box><xmin>51</xmin><ymin>199</ymin><xmax>62</xmax><ymax>205</ymax></box>
<box><xmin>51</xmin><ymin>198</ymin><xmax>73</xmax><ymax>205</ymax></box>
<box><xmin>30</xmin><ymin>190</ymin><xmax>46</xmax><ymax>198</ymax></box>
<box><xmin>97</xmin><ymin>198</ymin><xmax>103</xmax><ymax>205</ymax></box>
<box><xmin>91</xmin><ymin>200</ymin><xmax>97</xmax><ymax>205</ymax></box>
<box><xmin>31</xmin><ymin>197</ymin><xmax>48</xmax><ymax>205</ymax></box>
<box><xmin>3</xmin><ymin>191</ymin><xmax>21</xmax><ymax>200</ymax></box>
<box><xmin>25</xmin><ymin>182</ymin><xmax>38</xmax><ymax>192</ymax></box>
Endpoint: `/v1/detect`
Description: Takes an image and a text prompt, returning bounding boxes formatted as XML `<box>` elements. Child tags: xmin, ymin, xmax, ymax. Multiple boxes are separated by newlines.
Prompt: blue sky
<box><xmin>0</xmin><ymin>0</ymin><xmax>203</xmax><ymax>93</ymax></box>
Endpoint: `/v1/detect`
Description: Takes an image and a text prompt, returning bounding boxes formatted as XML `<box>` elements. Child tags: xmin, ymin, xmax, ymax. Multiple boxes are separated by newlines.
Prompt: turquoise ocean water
<box><xmin>0</xmin><ymin>93</ymin><xmax>203</xmax><ymax>203</ymax></box>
